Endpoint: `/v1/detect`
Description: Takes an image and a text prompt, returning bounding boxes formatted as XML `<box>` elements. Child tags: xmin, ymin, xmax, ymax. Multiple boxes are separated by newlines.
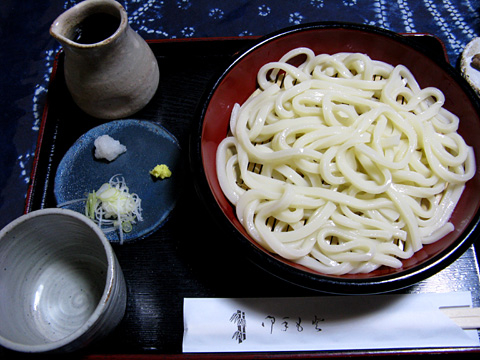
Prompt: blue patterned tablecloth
<box><xmin>0</xmin><ymin>0</ymin><xmax>479</xmax><ymax>228</ymax></box>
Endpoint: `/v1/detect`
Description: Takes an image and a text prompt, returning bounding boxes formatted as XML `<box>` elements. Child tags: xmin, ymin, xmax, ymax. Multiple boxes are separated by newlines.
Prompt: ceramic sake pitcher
<box><xmin>50</xmin><ymin>0</ymin><xmax>159</xmax><ymax>119</ymax></box>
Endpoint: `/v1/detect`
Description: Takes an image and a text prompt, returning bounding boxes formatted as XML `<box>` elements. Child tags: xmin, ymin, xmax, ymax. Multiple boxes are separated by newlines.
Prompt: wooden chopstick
<box><xmin>440</xmin><ymin>307</ymin><xmax>480</xmax><ymax>329</ymax></box>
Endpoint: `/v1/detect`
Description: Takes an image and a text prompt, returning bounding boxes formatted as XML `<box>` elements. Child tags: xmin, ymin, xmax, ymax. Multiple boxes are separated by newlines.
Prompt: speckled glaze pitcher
<box><xmin>50</xmin><ymin>0</ymin><xmax>159</xmax><ymax>119</ymax></box>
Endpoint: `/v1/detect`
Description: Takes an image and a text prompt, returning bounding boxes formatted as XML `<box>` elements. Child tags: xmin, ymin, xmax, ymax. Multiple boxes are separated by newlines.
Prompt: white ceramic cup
<box><xmin>0</xmin><ymin>208</ymin><xmax>127</xmax><ymax>353</ymax></box>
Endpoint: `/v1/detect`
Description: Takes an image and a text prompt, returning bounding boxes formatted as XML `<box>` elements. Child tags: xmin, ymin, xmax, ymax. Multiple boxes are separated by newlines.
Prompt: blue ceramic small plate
<box><xmin>54</xmin><ymin>119</ymin><xmax>182</xmax><ymax>244</ymax></box>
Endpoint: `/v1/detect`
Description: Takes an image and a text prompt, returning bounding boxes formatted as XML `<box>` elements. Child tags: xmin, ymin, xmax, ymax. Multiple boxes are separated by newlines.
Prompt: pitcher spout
<box><xmin>49</xmin><ymin>0</ymin><xmax>126</xmax><ymax>48</ymax></box>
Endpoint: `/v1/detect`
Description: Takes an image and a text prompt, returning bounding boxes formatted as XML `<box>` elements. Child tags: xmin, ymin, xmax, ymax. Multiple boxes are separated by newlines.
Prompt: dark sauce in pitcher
<box><xmin>71</xmin><ymin>13</ymin><xmax>121</xmax><ymax>44</ymax></box>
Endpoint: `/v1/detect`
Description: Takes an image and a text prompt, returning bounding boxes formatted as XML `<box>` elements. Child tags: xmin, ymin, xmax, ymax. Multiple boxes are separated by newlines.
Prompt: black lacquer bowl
<box><xmin>191</xmin><ymin>22</ymin><xmax>480</xmax><ymax>294</ymax></box>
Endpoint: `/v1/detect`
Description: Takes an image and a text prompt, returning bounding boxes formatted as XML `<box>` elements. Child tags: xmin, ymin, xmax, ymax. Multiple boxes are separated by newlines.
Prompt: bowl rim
<box><xmin>190</xmin><ymin>21</ymin><xmax>480</xmax><ymax>294</ymax></box>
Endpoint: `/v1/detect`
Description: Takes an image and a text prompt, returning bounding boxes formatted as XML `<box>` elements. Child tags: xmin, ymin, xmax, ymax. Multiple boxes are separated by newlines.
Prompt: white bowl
<box><xmin>0</xmin><ymin>208</ymin><xmax>127</xmax><ymax>353</ymax></box>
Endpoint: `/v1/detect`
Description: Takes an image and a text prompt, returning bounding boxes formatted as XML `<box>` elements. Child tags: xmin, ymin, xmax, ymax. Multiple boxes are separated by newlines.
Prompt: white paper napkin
<box><xmin>183</xmin><ymin>292</ymin><xmax>479</xmax><ymax>353</ymax></box>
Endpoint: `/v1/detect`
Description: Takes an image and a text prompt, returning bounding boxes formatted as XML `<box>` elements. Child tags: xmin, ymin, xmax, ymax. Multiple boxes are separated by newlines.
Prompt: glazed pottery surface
<box><xmin>50</xmin><ymin>0</ymin><xmax>159</xmax><ymax>119</ymax></box>
<box><xmin>0</xmin><ymin>208</ymin><xmax>127</xmax><ymax>353</ymax></box>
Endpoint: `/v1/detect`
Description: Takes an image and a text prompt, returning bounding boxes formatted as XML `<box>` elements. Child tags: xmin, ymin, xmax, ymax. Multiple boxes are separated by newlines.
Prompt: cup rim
<box><xmin>0</xmin><ymin>208</ymin><xmax>117</xmax><ymax>353</ymax></box>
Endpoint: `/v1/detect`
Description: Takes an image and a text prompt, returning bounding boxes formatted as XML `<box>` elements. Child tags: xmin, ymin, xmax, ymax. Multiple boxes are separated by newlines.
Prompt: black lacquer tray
<box><xmin>4</xmin><ymin>35</ymin><xmax>479</xmax><ymax>358</ymax></box>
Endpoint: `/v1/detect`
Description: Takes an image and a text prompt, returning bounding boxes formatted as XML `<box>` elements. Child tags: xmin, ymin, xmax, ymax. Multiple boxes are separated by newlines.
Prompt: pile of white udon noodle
<box><xmin>216</xmin><ymin>47</ymin><xmax>476</xmax><ymax>275</ymax></box>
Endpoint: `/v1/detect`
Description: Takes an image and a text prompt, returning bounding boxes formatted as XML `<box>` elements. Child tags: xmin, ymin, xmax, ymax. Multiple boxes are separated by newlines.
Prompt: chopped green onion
<box><xmin>59</xmin><ymin>174</ymin><xmax>143</xmax><ymax>244</ymax></box>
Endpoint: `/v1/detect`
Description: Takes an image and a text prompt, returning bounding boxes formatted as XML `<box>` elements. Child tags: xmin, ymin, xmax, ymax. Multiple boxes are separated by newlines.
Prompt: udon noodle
<box><xmin>216</xmin><ymin>48</ymin><xmax>476</xmax><ymax>274</ymax></box>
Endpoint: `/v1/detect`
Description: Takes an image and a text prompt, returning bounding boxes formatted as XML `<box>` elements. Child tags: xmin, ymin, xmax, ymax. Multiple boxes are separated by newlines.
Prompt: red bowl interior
<box><xmin>199</xmin><ymin>24</ymin><xmax>480</xmax><ymax>290</ymax></box>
